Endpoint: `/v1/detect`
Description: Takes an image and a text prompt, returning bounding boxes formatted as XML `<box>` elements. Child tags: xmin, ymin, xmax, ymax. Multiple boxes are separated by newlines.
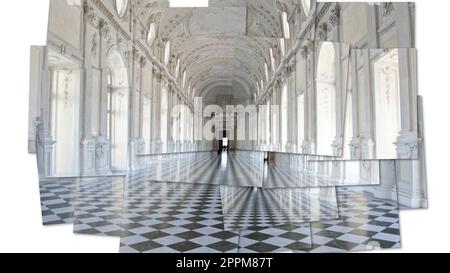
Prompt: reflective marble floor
<box><xmin>140</xmin><ymin>151</ymin><xmax>264</xmax><ymax>187</ymax></box>
<box><xmin>310</xmin><ymin>187</ymin><xmax>401</xmax><ymax>253</ymax></box>
<box><xmin>73</xmin><ymin>177</ymin><xmax>125</xmax><ymax>236</ymax></box>
<box><xmin>39</xmin><ymin>178</ymin><xmax>77</xmax><ymax>225</ymax></box>
<box><xmin>37</xmin><ymin>150</ymin><xmax>401</xmax><ymax>253</ymax></box>
<box><xmin>139</xmin><ymin>151</ymin><xmax>379</xmax><ymax>188</ymax></box>
<box><xmin>220</xmin><ymin>186</ymin><xmax>339</xmax><ymax>231</ymax></box>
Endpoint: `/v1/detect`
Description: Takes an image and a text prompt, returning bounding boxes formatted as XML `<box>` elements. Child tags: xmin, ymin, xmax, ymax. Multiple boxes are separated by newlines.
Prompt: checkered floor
<box><xmin>120</xmin><ymin>182</ymin><xmax>241</xmax><ymax>253</ymax></box>
<box><xmin>139</xmin><ymin>151</ymin><xmax>264</xmax><ymax>187</ymax></box>
<box><xmin>73</xmin><ymin>177</ymin><xmax>125</xmax><ymax>236</ymax></box>
<box><xmin>309</xmin><ymin>187</ymin><xmax>401</xmax><ymax>253</ymax></box>
<box><xmin>238</xmin><ymin>224</ymin><xmax>312</xmax><ymax>253</ymax></box>
<box><xmin>220</xmin><ymin>186</ymin><xmax>339</xmax><ymax>231</ymax></box>
<box><xmin>36</xmin><ymin>150</ymin><xmax>401</xmax><ymax>253</ymax></box>
<box><xmin>39</xmin><ymin>178</ymin><xmax>77</xmax><ymax>225</ymax></box>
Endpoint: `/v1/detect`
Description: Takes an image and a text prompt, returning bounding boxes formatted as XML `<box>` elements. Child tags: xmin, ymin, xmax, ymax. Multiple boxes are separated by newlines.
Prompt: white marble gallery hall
<box><xmin>29</xmin><ymin>0</ymin><xmax>427</xmax><ymax>253</ymax></box>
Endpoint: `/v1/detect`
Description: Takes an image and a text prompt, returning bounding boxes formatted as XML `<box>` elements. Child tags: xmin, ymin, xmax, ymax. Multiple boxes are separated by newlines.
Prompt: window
<box><xmin>281</xmin><ymin>84</ymin><xmax>288</xmax><ymax>145</ymax></box>
<box><xmin>374</xmin><ymin>49</ymin><xmax>401</xmax><ymax>158</ymax></box>
<box><xmin>182</xmin><ymin>70</ymin><xmax>187</xmax><ymax>87</ymax></box>
<box><xmin>264</xmin><ymin>63</ymin><xmax>269</xmax><ymax>82</ymax></box>
<box><xmin>106</xmin><ymin>69</ymin><xmax>113</xmax><ymax>140</ymax></box>
<box><xmin>279</xmin><ymin>38</ymin><xmax>286</xmax><ymax>57</ymax></box>
<box><xmin>160</xmin><ymin>86</ymin><xmax>169</xmax><ymax>143</ymax></box>
<box><xmin>142</xmin><ymin>96</ymin><xmax>152</xmax><ymax>153</ymax></box>
<box><xmin>175</xmin><ymin>58</ymin><xmax>181</xmax><ymax>78</ymax></box>
<box><xmin>301</xmin><ymin>0</ymin><xmax>312</xmax><ymax>17</ymax></box>
<box><xmin>269</xmin><ymin>48</ymin><xmax>276</xmax><ymax>72</ymax></box>
<box><xmin>297</xmin><ymin>94</ymin><xmax>305</xmax><ymax>146</ymax></box>
<box><xmin>115</xmin><ymin>0</ymin><xmax>128</xmax><ymax>18</ymax></box>
<box><xmin>316</xmin><ymin>42</ymin><xmax>337</xmax><ymax>155</ymax></box>
<box><xmin>147</xmin><ymin>23</ymin><xmax>156</xmax><ymax>45</ymax></box>
<box><xmin>164</xmin><ymin>40</ymin><xmax>171</xmax><ymax>65</ymax></box>
<box><xmin>281</xmin><ymin>12</ymin><xmax>290</xmax><ymax>39</ymax></box>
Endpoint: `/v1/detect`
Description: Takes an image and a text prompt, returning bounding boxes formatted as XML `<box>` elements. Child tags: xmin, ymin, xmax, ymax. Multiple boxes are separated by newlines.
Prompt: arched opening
<box><xmin>281</xmin><ymin>83</ymin><xmax>288</xmax><ymax>147</ymax></box>
<box><xmin>106</xmin><ymin>49</ymin><xmax>129</xmax><ymax>171</ymax></box>
<box><xmin>269</xmin><ymin>48</ymin><xmax>276</xmax><ymax>72</ymax></box>
<box><xmin>164</xmin><ymin>40</ymin><xmax>171</xmax><ymax>65</ymax></box>
<box><xmin>265</xmin><ymin>101</ymin><xmax>271</xmax><ymax>144</ymax></box>
<box><xmin>147</xmin><ymin>23</ymin><xmax>156</xmax><ymax>45</ymax></box>
<box><xmin>279</xmin><ymin>38</ymin><xmax>286</xmax><ymax>57</ymax></box>
<box><xmin>281</xmin><ymin>12</ymin><xmax>290</xmax><ymax>39</ymax></box>
<box><xmin>297</xmin><ymin>93</ymin><xmax>305</xmax><ymax>149</ymax></box>
<box><xmin>374</xmin><ymin>49</ymin><xmax>401</xmax><ymax>158</ymax></box>
<box><xmin>142</xmin><ymin>94</ymin><xmax>152</xmax><ymax>154</ymax></box>
<box><xmin>316</xmin><ymin>42</ymin><xmax>337</xmax><ymax>155</ymax></box>
<box><xmin>182</xmin><ymin>70</ymin><xmax>187</xmax><ymax>87</ymax></box>
<box><xmin>48</xmin><ymin>54</ymin><xmax>81</xmax><ymax>176</ymax></box>
<box><xmin>264</xmin><ymin>62</ymin><xmax>269</xmax><ymax>82</ymax></box>
<box><xmin>301</xmin><ymin>0</ymin><xmax>312</xmax><ymax>17</ymax></box>
<box><xmin>115</xmin><ymin>0</ymin><xmax>128</xmax><ymax>18</ymax></box>
<box><xmin>160</xmin><ymin>85</ymin><xmax>169</xmax><ymax>152</ymax></box>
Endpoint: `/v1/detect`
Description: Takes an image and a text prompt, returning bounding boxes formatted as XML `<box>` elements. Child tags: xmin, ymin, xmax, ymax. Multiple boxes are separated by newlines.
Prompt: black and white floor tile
<box><xmin>309</xmin><ymin>187</ymin><xmax>401</xmax><ymax>253</ymax></box>
<box><xmin>120</xmin><ymin>181</ymin><xmax>240</xmax><ymax>253</ymax></box>
<box><xmin>39</xmin><ymin>178</ymin><xmax>77</xmax><ymax>225</ymax></box>
<box><xmin>139</xmin><ymin>151</ymin><xmax>264</xmax><ymax>187</ymax></box>
<box><xmin>238</xmin><ymin>224</ymin><xmax>312</xmax><ymax>253</ymax></box>
<box><xmin>73</xmin><ymin>177</ymin><xmax>125</xmax><ymax>236</ymax></box>
<box><xmin>220</xmin><ymin>186</ymin><xmax>339</xmax><ymax>231</ymax></box>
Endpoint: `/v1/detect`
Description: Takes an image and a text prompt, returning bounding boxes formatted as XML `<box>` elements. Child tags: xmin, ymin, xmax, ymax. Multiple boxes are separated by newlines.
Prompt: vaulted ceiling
<box><xmin>134</xmin><ymin>0</ymin><xmax>304</xmax><ymax>103</ymax></box>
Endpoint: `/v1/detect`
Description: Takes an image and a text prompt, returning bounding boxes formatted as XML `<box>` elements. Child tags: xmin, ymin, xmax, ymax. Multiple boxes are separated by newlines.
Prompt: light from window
<box><xmin>301</xmin><ymin>0</ymin><xmax>312</xmax><ymax>17</ymax></box>
<box><xmin>264</xmin><ymin>63</ymin><xmax>269</xmax><ymax>82</ymax></box>
<box><xmin>281</xmin><ymin>12</ymin><xmax>290</xmax><ymax>39</ymax></box>
<box><xmin>269</xmin><ymin>48</ymin><xmax>276</xmax><ymax>72</ymax></box>
<box><xmin>116</xmin><ymin>0</ymin><xmax>128</xmax><ymax>18</ymax></box>
<box><xmin>147</xmin><ymin>23</ymin><xmax>156</xmax><ymax>45</ymax></box>
<box><xmin>164</xmin><ymin>40</ymin><xmax>171</xmax><ymax>65</ymax></box>
<box><xmin>175</xmin><ymin>58</ymin><xmax>181</xmax><ymax>77</ymax></box>
<box><xmin>279</xmin><ymin>38</ymin><xmax>286</xmax><ymax>57</ymax></box>
<box><xmin>182</xmin><ymin>70</ymin><xmax>187</xmax><ymax>87</ymax></box>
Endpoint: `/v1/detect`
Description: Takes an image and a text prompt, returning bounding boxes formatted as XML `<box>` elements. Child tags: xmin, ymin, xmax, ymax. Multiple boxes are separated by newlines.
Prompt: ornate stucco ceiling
<box><xmin>134</xmin><ymin>0</ymin><xmax>301</xmax><ymax>102</ymax></box>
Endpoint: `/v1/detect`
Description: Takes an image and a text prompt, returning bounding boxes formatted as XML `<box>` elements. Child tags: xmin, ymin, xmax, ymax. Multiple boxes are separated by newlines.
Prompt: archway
<box><xmin>374</xmin><ymin>49</ymin><xmax>401</xmax><ymax>158</ymax></box>
<box><xmin>106</xmin><ymin>49</ymin><xmax>130</xmax><ymax>171</ymax></box>
<box><xmin>316</xmin><ymin>42</ymin><xmax>337</xmax><ymax>155</ymax></box>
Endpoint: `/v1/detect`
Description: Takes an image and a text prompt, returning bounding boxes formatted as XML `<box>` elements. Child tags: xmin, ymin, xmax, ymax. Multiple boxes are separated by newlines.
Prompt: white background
<box><xmin>0</xmin><ymin>0</ymin><xmax>449</xmax><ymax>253</ymax></box>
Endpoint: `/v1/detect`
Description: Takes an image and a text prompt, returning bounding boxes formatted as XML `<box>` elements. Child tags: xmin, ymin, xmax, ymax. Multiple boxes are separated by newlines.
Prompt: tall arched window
<box><xmin>142</xmin><ymin>95</ymin><xmax>152</xmax><ymax>154</ymax></box>
<box><xmin>271</xmin><ymin>96</ymin><xmax>278</xmax><ymax>146</ymax></box>
<box><xmin>316</xmin><ymin>42</ymin><xmax>337</xmax><ymax>155</ymax></box>
<box><xmin>175</xmin><ymin>58</ymin><xmax>181</xmax><ymax>78</ymax></box>
<box><xmin>301</xmin><ymin>0</ymin><xmax>312</xmax><ymax>17</ymax></box>
<box><xmin>269</xmin><ymin>48</ymin><xmax>276</xmax><ymax>72</ymax></box>
<box><xmin>115</xmin><ymin>0</ymin><xmax>128</xmax><ymax>18</ymax></box>
<box><xmin>279</xmin><ymin>38</ymin><xmax>286</xmax><ymax>57</ymax></box>
<box><xmin>264</xmin><ymin>63</ymin><xmax>269</xmax><ymax>82</ymax></box>
<box><xmin>106</xmin><ymin>49</ymin><xmax>129</xmax><ymax>171</ymax></box>
<box><xmin>160</xmin><ymin>86</ymin><xmax>169</xmax><ymax>145</ymax></box>
<box><xmin>374</xmin><ymin>49</ymin><xmax>401</xmax><ymax>158</ymax></box>
<box><xmin>281</xmin><ymin>12</ymin><xmax>290</xmax><ymax>39</ymax></box>
<box><xmin>265</xmin><ymin>101</ymin><xmax>271</xmax><ymax>144</ymax></box>
<box><xmin>281</xmin><ymin>83</ymin><xmax>289</xmax><ymax>146</ymax></box>
<box><xmin>182</xmin><ymin>70</ymin><xmax>187</xmax><ymax>87</ymax></box>
<box><xmin>164</xmin><ymin>40</ymin><xmax>171</xmax><ymax>65</ymax></box>
<box><xmin>297</xmin><ymin>93</ymin><xmax>305</xmax><ymax>148</ymax></box>
<box><xmin>147</xmin><ymin>23</ymin><xmax>156</xmax><ymax>45</ymax></box>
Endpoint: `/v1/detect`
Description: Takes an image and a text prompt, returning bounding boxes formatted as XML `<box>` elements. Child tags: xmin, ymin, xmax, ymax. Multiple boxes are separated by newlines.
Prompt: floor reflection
<box><xmin>220</xmin><ymin>186</ymin><xmax>339</xmax><ymax>231</ymax></box>
<box><xmin>309</xmin><ymin>187</ymin><xmax>401</xmax><ymax>253</ymax></box>
<box><xmin>139</xmin><ymin>151</ymin><xmax>264</xmax><ymax>187</ymax></box>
